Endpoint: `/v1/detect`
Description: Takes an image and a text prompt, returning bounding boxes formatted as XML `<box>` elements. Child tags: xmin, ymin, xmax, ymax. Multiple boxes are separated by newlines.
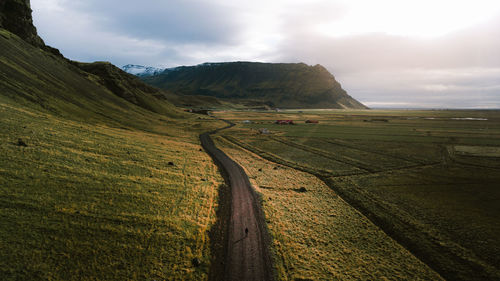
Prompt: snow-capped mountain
<box><xmin>123</xmin><ymin>63</ymin><xmax>230</xmax><ymax>77</ymax></box>
<box><xmin>121</xmin><ymin>64</ymin><xmax>166</xmax><ymax>77</ymax></box>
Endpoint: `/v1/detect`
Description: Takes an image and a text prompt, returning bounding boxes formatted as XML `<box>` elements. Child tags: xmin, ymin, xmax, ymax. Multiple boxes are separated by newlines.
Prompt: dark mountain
<box><xmin>143</xmin><ymin>62</ymin><xmax>367</xmax><ymax>109</ymax></box>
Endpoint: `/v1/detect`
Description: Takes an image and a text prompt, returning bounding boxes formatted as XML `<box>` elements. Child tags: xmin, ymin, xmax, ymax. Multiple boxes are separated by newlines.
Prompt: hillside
<box><xmin>0</xmin><ymin>29</ymin><xmax>185</xmax><ymax>130</ymax></box>
<box><xmin>142</xmin><ymin>62</ymin><xmax>368</xmax><ymax>109</ymax></box>
<box><xmin>0</xmin><ymin>0</ymin><xmax>185</xmax><ymax>129</ymax></box>
<box><xmin>0</xmin><ymin>1</ymin><xmax>227</xmax><ymax>280</ymax></box>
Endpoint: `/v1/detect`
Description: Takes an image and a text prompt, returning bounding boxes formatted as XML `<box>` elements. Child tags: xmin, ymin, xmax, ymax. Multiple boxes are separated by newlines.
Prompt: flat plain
<box><xmin>213</xmin><ymin>109</ymin><xmax>500</xmax><ymax>280</ymax></box>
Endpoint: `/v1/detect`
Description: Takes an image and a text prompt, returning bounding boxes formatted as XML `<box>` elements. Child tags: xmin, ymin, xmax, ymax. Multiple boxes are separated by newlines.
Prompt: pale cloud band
<box><xmin>31</xmin><ymin>0</ymin><xmax>500</xmax><ymax>108</ymax></box>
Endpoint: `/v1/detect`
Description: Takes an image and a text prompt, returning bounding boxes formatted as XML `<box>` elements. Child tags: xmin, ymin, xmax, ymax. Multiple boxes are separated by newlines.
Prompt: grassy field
<box><xmin>214</xmin><ymin>109</ymin><xmax>500</xmax><ymax>280</ymax></box>
<box><xmin>214</xmin><ymin>136</ymin><xmax>442</xmax><ymax>280</ymax></box>
<box><xmin>0</xmin><ymin>97</ymin><xmax>224</xmax><ymax>280</ymax></box>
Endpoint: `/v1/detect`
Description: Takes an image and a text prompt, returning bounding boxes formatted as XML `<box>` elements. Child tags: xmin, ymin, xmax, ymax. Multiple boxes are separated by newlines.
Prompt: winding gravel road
<box><xmin>201</xmin><ymin>122</ymin><xmax>273</xmax><ymax>281</ymax></box>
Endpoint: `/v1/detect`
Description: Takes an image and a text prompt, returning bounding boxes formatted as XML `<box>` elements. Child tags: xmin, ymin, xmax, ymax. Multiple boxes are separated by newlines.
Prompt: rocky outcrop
<box><xmin>0</xmin><ymin>0</ymin><xmax>67</xmax><ymax>58</ymax></box>
<box><xmin>0</xmin><ymin>0</ymin><xmax>44</xmax><ymax>47</ymax></box>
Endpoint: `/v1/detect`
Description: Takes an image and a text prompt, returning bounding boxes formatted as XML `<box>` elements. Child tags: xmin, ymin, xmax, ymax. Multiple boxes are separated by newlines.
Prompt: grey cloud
<box><xmin>337</xmin><ymin>67</ymin><xmax>500</xmax><ymax>108</ymax></box>
<box><xmin>271</xmin><ymin>13</ymin><xmax>500</xmax><ymax>108</ymax></box>
<box><xmin>65</xmin><ymin>0</ymin><xmax>241</xmax><ymax>44</ymax></box>
<box><xmin>275</xmin><ymin>8</ymin><xmax>500</xmax><ymax>70</ymax></box>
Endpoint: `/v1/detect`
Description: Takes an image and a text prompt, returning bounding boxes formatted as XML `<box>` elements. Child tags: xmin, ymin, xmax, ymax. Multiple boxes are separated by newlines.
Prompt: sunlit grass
<box><xmin>0</xmin><ymin>100</ymin><xmax>223</xmax><ymax>280</ymax></box>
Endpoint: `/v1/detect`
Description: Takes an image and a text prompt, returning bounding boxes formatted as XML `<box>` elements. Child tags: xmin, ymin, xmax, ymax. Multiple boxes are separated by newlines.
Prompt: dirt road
<box><xmin>201</xmin><ymin>122</ymin><xmax>273</xmax><ymax>281</ymax></box>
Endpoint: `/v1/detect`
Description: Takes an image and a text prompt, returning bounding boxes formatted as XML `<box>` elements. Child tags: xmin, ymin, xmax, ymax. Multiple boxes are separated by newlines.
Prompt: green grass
<box><xmin>283</xmin><ymin>137</ymin><xmax>416</xmax><ymax>168</ymax></box>
<box><xmin>219</xmin><ymin>109</ymin><xmax>500</xmax><ymax>145</ymax></box>
<box><xmin>337</xmin><ymin>164</ymin><xmax>500</xmax><ymax>267</ymax></box>
<box><xmin>0</xmin><ymin>98</ymin><xmax>224</xmax><ymax>280</ymax></box>
<box><xmin>244</xmin><ymin>137</ymin><xmax>362</xmax><ymax>175</ymax></box>
<box><xmin>214</xmin><ymin>109</ymin><xmax>500</xmax><ymax>280</ymax></box>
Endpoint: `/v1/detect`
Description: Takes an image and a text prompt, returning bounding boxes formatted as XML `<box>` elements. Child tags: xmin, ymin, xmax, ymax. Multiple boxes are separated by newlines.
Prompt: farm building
<box><xmin>258</xmin><ymin>128</ymin><xmax>270</xmax><ymax>134</ymax></box>
<box><xmin>242</xmin><ymin>120</ymin><xmax>252</xmax><ymax>124</ymax></box>
<box><xmin>305</xmin><ymin>120</ymin><xmax>319</xmax><ymax>124</ymax></box>
<box><xmin>275</xmin><ymin>120</ymin><xmax>295</xmax><ymax>125</ymax></box>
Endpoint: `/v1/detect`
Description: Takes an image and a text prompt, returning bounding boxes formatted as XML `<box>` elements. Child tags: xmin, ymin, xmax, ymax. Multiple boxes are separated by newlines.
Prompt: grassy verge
<box><xmin>0</xmin><ymin>99</ymin><xmax>223</xmax><ymax>280</ymax></box>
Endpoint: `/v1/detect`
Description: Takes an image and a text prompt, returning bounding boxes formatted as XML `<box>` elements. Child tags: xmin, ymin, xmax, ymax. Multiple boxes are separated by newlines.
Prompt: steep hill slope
<box><xmin>0</xmin><ymin>29</ymin><xmax>183</xmax><ymax>130</ymax></box>
<box><xmin>0</xmin><ymin>0</ymin><xmax>183</xmax><ymax>129</ymax></box>
<box><xmin>143</xmin><ymin>62</ymin><xmax>368</xmax><ymax>109</ymax></box>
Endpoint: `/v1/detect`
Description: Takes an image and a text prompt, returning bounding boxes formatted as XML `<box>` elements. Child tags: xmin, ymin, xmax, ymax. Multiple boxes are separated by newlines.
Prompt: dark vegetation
<box><xmin>142</xmin><ymin>62</ymin><xmax>367</xmax><ymax>109</ymax></box>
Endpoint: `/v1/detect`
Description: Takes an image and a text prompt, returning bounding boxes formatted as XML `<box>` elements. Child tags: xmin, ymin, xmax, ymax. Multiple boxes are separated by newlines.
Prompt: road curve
<box><xmin>201</xmin><ymin>122</ymin><xmax>274</xmax><ymax>281</ymax></box>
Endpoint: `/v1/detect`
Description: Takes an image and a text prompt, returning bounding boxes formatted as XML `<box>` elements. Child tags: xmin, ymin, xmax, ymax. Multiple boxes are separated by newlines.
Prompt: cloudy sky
<box><xmin>31</xmin><ymin>0</ymin><xmax>500</xmax><ymax>108</ymax></box>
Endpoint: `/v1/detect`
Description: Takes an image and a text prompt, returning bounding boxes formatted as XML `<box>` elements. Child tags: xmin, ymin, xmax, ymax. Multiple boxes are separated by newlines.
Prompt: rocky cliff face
<box><xmin>0</xmin><ymin>0</ymin><xmax>45</xmax><ymax>47</ymax></box>
<box><xmin>143</xmin><ymin>62</ymin><xmax>368</xmax><ymax>109</ymax></box>
<box><xmin>0</xmin><ymin>0</ymin><xmax>65</xmax><ymax>57</ymax></box>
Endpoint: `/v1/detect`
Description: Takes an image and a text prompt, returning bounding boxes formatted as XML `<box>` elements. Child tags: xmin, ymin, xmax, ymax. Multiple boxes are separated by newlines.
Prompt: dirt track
<box><xmin>201</xmin><ymin>123</ymin><xmax>274</xmax><ymax>281</ymax></box>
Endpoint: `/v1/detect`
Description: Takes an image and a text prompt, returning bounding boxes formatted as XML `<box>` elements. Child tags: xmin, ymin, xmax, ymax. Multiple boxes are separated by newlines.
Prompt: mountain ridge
<box><xmin>140</xmin><ymin>61</ymin><xmax>368</xmax><ymax>109</ymax></box>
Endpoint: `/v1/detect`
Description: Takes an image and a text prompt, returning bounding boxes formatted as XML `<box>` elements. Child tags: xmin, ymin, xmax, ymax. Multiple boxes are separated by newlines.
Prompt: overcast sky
<box><xmin>31</xmin><ymin>0</ymin><xmax>500</xmax><ymax>108</ymax></box>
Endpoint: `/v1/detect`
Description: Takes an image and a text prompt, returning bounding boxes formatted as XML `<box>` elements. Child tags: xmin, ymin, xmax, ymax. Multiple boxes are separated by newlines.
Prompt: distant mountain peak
<box><xmin>121</xmin><ymin>64</ymin><xmax>166</xmax><ymax>77</ymax></box>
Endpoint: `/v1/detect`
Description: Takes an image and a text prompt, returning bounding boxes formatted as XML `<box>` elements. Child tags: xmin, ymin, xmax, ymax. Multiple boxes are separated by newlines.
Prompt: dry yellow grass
<box><xmin>214</xmin><ymin>136</ymin><xmax>443</xmax><ymax>280</ymax></box>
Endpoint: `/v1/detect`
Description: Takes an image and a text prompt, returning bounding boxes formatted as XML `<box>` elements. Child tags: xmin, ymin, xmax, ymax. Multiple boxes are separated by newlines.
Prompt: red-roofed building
<box><xmin>275</xmin><ymin>120</ymin><xmax>295</xmax><ymax>125</ymax></box>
